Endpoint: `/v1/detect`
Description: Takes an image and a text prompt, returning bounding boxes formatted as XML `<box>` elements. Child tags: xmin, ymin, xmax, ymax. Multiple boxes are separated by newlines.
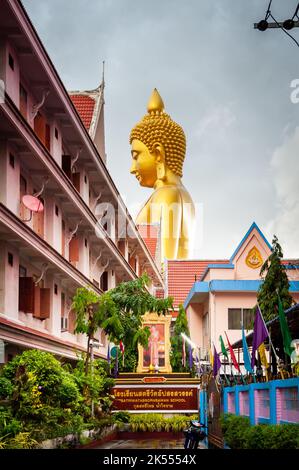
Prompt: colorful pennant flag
<box><xmin>113</xmin><ymin>346</ymin><xmax>118</xmax><ymax>377</ymax></box>
<box><xmin>209</xmin><ymin>347</ymin><xmax>214</xmax><ymax>368</ymax></box>
<box><xmin>219</xmin><ymin>335</ymin><xmax>228</xmax><ymax>359</ymax></box>
<box><xmin>242</xmin><ymin>327</ymin><xmax>253</xmax><ymax>373</ymax></box>
<box><xmin>119</xmin><ymin>341</ymin><xmax>125</xmax><ymax>367</ymax></box>
<box><xmin>251</xmin><ymin>306</ymin><xmax>269</xmax><ymax>368</ymax></box>
<box><xmin>258</xmin><ymin>342</ymin><xmax>269</xmax><ymax>369</ymax></box>
<box><xmin>225</xmin><ymin>331</ymin><xmax>241</xmax><ymax>372</ymax></box>
<box><xmin>278</xmin><ymin>295</ymin><xmax>294</xmax><ymax>357</ymax></box>
<box><xmin>213</xmin><ymin>345</ymin><xmax>221</xmax><ymax>377</ymax></box>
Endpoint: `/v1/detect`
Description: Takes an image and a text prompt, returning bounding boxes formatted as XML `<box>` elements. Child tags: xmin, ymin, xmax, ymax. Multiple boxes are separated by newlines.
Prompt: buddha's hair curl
<box><xmin>130</xmin><ymin>112</ymin><xmax>186</xmax><ymax>177</ymax></box>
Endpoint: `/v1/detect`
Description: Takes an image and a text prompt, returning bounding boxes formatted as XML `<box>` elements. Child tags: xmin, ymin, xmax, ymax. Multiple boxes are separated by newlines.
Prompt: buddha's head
<box><xmin>130</xmin><ymin>89</ymin><xmax>186</xmax><ymax>188</ymax></box>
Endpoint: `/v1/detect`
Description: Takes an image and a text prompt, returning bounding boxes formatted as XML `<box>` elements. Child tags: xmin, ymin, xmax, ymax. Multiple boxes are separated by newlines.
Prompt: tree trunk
<box><xmin>85</xmin><ymin>335</ymin><xmax>91</xmax><ymax>375</ymax></box>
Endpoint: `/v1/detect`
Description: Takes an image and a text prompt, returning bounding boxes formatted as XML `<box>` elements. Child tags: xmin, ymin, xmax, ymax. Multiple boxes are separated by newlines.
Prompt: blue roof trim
<box><xmin>184</xmin><ymin>280</ymin><xmax>299</xmax><ymax>309</ymax></box>
<box><xmin>229</xmin><ymin>222</ymin><xmax>272</xmax><ymax>263</ymax></box>
<box><xmin>211</xmin><ymin>280</ymin><xmax>262</xmax><ymax>292</ymax></box>
<box><xmin>200</xmin><ymin>263</ymin><xmax>234</xmax><ymax>281</ymax></box>
<box><xmin>284</xmin><ymin>265</ymin><xmax>299</xmax><ymax>269</ymax></box>
<box><xmin>183</xmin><ymin>282</ymin><xmax>209</xmax><ymax>309</ymax></box>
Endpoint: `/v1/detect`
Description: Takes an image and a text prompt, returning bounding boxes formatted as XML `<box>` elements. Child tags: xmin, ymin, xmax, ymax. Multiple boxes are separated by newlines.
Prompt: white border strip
<box><xmin>111</xmin><ymin>410</ymin><xmax>198</xmax><ymax>414</ymax></box>
<box><xmin>113</xmin><ymin>384</ymin><xmax>200</xmax><ymax>389</ymax></box>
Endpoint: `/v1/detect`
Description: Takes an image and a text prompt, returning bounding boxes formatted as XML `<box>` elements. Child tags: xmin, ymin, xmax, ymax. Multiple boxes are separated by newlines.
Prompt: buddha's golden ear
<box><xmin>147</xmin><ymin>88</ymin><xmax>164</xmax><ymax>114</ymax></box>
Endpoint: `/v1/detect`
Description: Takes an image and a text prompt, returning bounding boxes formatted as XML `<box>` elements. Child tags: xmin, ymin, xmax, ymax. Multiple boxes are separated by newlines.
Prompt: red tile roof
<box><xmin>282</xmin><ymin>259</ymin><xmax>299</xmax><ymax>266</ymax></box>
<box><xmin>167</xmin><ymin>260</ymin><xmax>229</xmax><ymax>308</ymax></box>
<box><xmin>137</xmin><ymin>225</ymin><xmax>159</xmax><ymax>260</ymax></box>
<box><xmin>70</xmin><ymin>94</ymin><xmax>96</xmax><ymax>130</ymax></box>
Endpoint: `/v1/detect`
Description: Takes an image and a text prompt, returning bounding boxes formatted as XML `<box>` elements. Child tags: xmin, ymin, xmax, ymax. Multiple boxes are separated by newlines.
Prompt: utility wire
<box><xmin>292</xmin><ymin>3</ymin><xmax>299</xmax><ymax>20</ymax></box>
<box><xmin>269</xmin><ymin>13</ymin><xmax>299</xmax><ymax>48</ymax></box>
<box><xmin>265</xmin><ymin>0</ymin><xmax>273</xmax><ymax>20</ymax></box>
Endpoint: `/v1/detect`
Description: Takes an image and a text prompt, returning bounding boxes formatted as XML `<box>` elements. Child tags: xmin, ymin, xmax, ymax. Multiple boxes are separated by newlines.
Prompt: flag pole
<box><xmin>257</xmin><ymin>302</ymin><xmax>279</xmax><ymax>362</ymax></box>
<box><xmin>221</xmin><ymin>355</ymin><xmax>230</xmax><ymax>386</ymax></box>
<box><xmin>241</xmin><ymin>320</ymin><xmax>256</xmax><ymax>383</ymax></box>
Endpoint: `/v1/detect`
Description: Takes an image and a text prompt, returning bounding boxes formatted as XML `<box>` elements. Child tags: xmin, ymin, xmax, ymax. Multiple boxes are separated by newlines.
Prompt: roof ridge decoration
<box><xmin>69</xmin><ymin>82</ymin><xmax>104</xmax><ymax>138</ymax></box>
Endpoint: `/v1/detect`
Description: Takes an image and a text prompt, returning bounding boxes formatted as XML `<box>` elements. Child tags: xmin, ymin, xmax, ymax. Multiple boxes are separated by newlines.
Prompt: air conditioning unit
<box><xmin>61</xmin><ymin>317</ymin><xmax>68</xmax><ymax>332</ymax></box>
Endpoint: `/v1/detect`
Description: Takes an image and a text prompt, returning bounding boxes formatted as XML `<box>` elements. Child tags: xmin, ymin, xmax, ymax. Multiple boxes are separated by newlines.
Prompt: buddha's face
<box><xmin>130</xmin><ymin>139</ymin><xmax>157</xmax><ymax>188</ymax></box>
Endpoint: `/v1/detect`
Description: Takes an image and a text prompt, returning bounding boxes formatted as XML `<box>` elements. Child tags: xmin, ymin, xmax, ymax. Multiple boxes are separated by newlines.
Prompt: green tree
<box><xmin>72</xmin><ymin>273</ymin><xmax>173</xmax><ymax>373</ymax></box>
<box><xmin>170</xmin><ymin>304</ymin><xmax>191</xmax><ymax>372</ymax></box>
<box><xmin>257</xmin><ymin>235</ymin><xmax>294</xmax><ymax>321</ymax></box>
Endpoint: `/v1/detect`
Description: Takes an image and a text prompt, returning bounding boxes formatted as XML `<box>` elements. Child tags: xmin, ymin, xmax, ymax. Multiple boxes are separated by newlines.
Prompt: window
<box><xmin>32</xmin><ymin>197</ymin><xmax>44</xmax><ymax>238</ymax></box>
<box><xmin>34</xmin><ymin>112</ymin><xmax>46</xmax><ymax>146</ymax></box>
<box><xmin>8</xmin><ymin>253</ymin><xmax>13</xmax><ymax>267</ymax></box>
<box><xmin>243</xmin><ymin>308</ymin><xmax>254</xmax><ymax>329</ymax></box>
<box><xmin>8</xmin><ymin>53</ymin><xmax>14</xmax><ymax>70</ymax></box>
<box><xmin>100</xmin><ymin>271</ymin><xmax>108</xmax><ymax>291</ymax></box>
<box><xmin>54</xmin><ymin>284</ymin><xmax>58</xmax><ymax>295</ymax></box>
<box><xmin>62</xmin><ymin>155</ymin><xmax>72</xmax><ymax>179</ymax></box>
<box><xmin>61</xmin><ymin>317</ymin><xmax>68</xmax><ymax>331</ymax></box>
<box><xmin>85</xmin><ymin>238</ymin><xmax>88</xmax><ymax>248</ymax></box>
<box><xmin>45</xmin><ymin>124</ymin><xmax>51</xmax><ymax>151</ymax></box>
<box><xmin>228</xmin><ymin>308</ymin><xmax>254</xmax><ymax>330</ymax></box>
<box><xmin>55</xmin><ymin>128</ymin><xmax>59</xmax><ymax>139</ymax></box>
<box><xmin>84</xmin><ymin>175</ymin><xmax>87</xmax><ymax>184</ymax></box>
<box><xmin>9</xmin><ymin>154</ymin><xmax>15</xmax><ymax>168</ymax></box>
<box><xmin>55</xmin><ymin>205</ymin><xmax>59</xmax><ymax>216</ymax></box>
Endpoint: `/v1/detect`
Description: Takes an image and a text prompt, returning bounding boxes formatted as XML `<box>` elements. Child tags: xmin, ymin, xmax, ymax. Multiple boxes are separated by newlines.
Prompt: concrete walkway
<box><xmin>95</xmin><ymin>438</ymin><xmax>206</xmax><ymax>449</ymax></box>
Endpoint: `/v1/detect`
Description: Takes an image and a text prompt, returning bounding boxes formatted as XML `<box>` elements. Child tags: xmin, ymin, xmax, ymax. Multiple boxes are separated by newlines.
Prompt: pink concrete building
<box><xmin>183</xmin><ymin>223</ymin><xmax>299</xmax><ymax>360</ymax></box>
<box><xmin>0</xmin><ymin>0</ymin><xmax>163</xmax><ymax>363</ymax></box>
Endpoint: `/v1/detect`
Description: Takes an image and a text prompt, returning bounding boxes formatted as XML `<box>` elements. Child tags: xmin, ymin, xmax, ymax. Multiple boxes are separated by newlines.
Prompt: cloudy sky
<box><xmin>23</xmin><ymin>0</ymin><xmax>299</xmax><ymax>259</ymax></box>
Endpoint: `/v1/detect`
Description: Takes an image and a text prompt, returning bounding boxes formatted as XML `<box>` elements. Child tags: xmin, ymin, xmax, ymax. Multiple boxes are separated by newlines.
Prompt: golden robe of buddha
<box><xmin>130</xmin><ymin>89</ymin><xmax>195</xmax><ymax>261</ymax></box>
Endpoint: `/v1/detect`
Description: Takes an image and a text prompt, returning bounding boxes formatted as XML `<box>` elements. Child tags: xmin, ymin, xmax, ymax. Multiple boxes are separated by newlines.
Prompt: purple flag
<box><xmin>251</xmin><ymin>306</ymin><xmax>269</xmax><ymax>368</ymax></box>
<box><xmin>213</xmin><ymin>345</ymin><xmax>221</xmax><ymax>377</ymax></box>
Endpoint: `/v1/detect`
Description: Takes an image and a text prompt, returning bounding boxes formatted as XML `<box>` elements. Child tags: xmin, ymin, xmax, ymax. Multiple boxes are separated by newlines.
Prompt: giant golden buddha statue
<box><xmin>130</xmin><ymin>89</ymin><xmax>195</xmax><ymax>261</ymax></box>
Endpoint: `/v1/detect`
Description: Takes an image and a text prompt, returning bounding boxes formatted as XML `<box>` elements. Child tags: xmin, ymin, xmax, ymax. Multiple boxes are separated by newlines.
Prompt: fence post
<box><xmin>269</xmin><ymin>381</ymin><xmax>277</xmax><ymax>424</ymax></box>
<box><xmin>249</xmin><ymin>383</ymin><xmax>255</xmax><ymax>425</ymax></box>
<box><xmin>235</xmin><ymin>386</ymin><xmax>240</xmax><ymax>415</ymax></box>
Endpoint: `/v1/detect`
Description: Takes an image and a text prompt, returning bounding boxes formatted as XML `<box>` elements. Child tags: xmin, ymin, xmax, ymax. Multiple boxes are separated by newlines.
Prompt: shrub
<box><xmin>220</xmin><ymin>414</ymin><xmax>250</xmax><ymax>449</ymax></box>
<box><xmin>1</xmin><ymin>350</ymin><xmax>82</xmax><ymax>419</ymax></box>
<box><xmin>221</xmin><ymin>413</ymin><xmax>299</xmax><ymax>449</ymax></box>
<box><xmin>112</xmin><ymin>411</ymin><xmax>130</xmax><ymax>424</ymax></box>
<box><xmin>129</xmin><ymin>414</ymin><xmax>197</xmax><ymax>433</ymax></box>
<box><xmin>0</xmin><ymin>405</ymin><xmax>22</xmax><ymax>437</ymax></box>
<box><xmin>0</xmin><ymin>350</ymin><xmax>115</xmax><ymax>445</ymax></box>
<box><xmin>6</xmin><ymin>432</ymin><xmax>38</xmax><ymax>449</ymax></box>
<box><xmin>57</xmin><ymin>373</ymin><xmax>81</xmax><ymax>408</ymax></box>
<box><xmin>245</xmin><ymin>423</ymin><xmax>299</xmax><ymax>449</ymax></box>
<box><xmin>0</xmin><ymin>377</ymin><xmax>13</xmax><ymax>399</ymax></box>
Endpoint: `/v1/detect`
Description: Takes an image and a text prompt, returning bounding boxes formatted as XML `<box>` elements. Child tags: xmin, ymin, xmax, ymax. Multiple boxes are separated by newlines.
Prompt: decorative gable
<box><xmin>231</xmin><ymin>223</ymin><xmax>272</xmax><ymax>280</ymax></box>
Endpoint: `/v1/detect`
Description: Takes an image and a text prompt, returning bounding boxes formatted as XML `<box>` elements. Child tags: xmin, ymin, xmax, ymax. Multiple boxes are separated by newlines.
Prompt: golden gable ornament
<box><xmin>245</xmin><ymin>246</ymin><xmax>263</xmax><ymax>269</ymax></box>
